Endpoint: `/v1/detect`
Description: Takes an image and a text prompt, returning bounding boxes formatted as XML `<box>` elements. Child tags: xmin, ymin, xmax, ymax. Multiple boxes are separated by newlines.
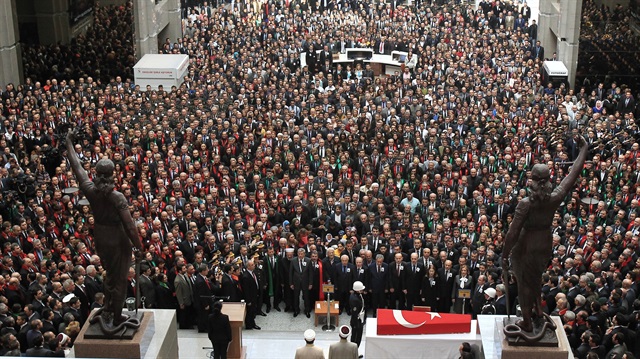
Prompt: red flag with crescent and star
<box><xmin>376</xmin><ymin>309</ymin><xmax>472</xmax><ymax>335</ymax></box>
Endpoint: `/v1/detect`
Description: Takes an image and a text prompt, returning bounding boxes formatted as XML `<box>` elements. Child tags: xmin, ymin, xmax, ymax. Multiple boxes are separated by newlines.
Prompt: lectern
<box><xmin>221</xmin><ymin>302</ymin><xmax>247</xmax><ymax>359</ymax></box>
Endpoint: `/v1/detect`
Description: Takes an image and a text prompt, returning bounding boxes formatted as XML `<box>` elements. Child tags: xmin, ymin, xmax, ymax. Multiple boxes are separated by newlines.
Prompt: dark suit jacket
<box><xmin>404</xmin><ymin>263</ymin><xmax>425</xmax><ymax>294</ymax></box>
<box><xmin>220</xmin><ymin>274</ymin><xmax>240</xmax><ymax>301</ymax></box>
<box><xmin>139</xmin><ymin>275</ymin><xmax>156</xmax><ymax>308</ymax></box>
<box><xmin>437</xmin><ymin>268</ymin><xmax>456</xmax><ymax>301</ymax></box>
<box><xmin>241</xmin><ymin>270</ymin><xmax>260</xmax><ymax>304</ymax></box>
<box><xmin>179</xmin><ymin>240</ymin><xmax>198</xmax><ymax>263</ymax></box>
<box><xmin>353</xmin><ymin>265</ymin><xmax>369</xmax><ymax>289</ymax></box>
<box><xmin>25</xmin><ymin>346</ymin><xmax>58</xmax><ymax>357</ymax></box>
<box><xmin>207</xmin><ymin>313</ymin><xmax>232</xmax><ymax>343</ymax></box>
<box><xmin>388</xmin><ymin>262</ymin><xmax>407</xmax><ymax>291</ymax></box>
<box><xmin>333</xmin><ymin>262</ymin><xmax>356</xmax><ymax>293</ymax></box>
<box><xmin>84</xmin><ymin>276</ymin><xmax>102</xmax><ymax>303</ymax></box>
<box><xmin>193</xmin><ymin>274</ymin><xmax>214</xmax><ymax>311</ymax></box>
<box><xmin>367</xmin><ymin>262</ymin><xmax>389</xmax><ymax>293</ymax></box>
<box><xmin>73</xmin><ymin>286</ymin><xmax>91</xmax><ymax>319</ymax></box>
<box><xmin>289</xmin><ymin>257</ymin><xmax>313</xmax><ymax>289</ymax></box>
<box><xmin>495</xmin><ymin>295</ymin><xmax>507</xmax><ymax>314</ymax></box>
<box><xmin>618</xmin><ymin>97</ymin><xmax>636</xmax><ymax>114</ymax></box>
<box><xmin>472</xmin><ymin>283</ymin><xmax>489</xmax><ymax>312</ymax></box>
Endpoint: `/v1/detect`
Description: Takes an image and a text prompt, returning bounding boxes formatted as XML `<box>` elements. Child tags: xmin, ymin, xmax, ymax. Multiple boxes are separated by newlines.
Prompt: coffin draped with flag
<box><xmin>376</xmin><ymin>309</ymin><xmax>472</xmax><ymax>335</ymax></box>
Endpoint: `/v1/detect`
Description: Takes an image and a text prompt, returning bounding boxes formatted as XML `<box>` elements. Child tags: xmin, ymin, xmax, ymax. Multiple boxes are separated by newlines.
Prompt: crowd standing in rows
<box><xmin>1</xmin><ymin>0</ymin><xmax>640</xmax><ymax>357</ymax></box>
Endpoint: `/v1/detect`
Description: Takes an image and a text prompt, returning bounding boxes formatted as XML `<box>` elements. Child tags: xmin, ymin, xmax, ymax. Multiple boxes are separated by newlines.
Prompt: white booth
<box><xmin>133</xmin><ymin>54</ymin><xmax>189</xmax><ymax>90</ymax></box>
<box><xmin>542</xmin><ymin>61</ymin><xmax>569</xmax><ymax>87</ymax></box>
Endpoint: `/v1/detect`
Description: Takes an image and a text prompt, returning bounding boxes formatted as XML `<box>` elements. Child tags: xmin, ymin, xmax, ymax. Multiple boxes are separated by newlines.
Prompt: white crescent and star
<box><xmin>392</xmin><ymin>310</ymin><xmax>436</xmax><ymax>328</ymax></box>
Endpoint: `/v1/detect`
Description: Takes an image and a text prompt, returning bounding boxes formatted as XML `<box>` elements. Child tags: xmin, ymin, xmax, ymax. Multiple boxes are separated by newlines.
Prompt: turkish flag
<box><xmin>376</xmin><ymin>309</ymin><xmax>472</xmax><ymax>335</ymax></box>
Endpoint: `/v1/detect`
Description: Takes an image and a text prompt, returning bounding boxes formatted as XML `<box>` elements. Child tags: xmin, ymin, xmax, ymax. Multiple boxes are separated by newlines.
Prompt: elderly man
<box><xmin>295</xmin><ymin>329</ymin><xmax>325</xmax><ymax>359</ymax></box>
<box><xmin>289</xmin><ymin>248</ymin><xmax>313</xmax><ymax>318</ymax></box>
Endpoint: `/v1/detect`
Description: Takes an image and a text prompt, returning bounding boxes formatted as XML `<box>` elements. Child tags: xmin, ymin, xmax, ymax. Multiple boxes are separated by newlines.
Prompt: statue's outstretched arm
<box><xmin>65</xmin><ymin>130</ymin><xmax>90</xmax><ymax>185</ymax></box>
<box><xmin>502</xmin><ymin>198</ymin><xmax>530</xmax><ymax>260</ymax></box>
<box><xmin>555</xmin><ymin>136</ymin><xmax>588</xmax><ymax>199</ymax></box>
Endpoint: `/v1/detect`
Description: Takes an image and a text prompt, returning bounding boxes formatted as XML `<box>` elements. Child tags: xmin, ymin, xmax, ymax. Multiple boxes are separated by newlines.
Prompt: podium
<box><xmin>314</xmin><ymin>300</ymin><xmax>340</xmax><ymax>327</ymax></box>
<box><xmin>221</xmin><ymin>302</ymin><xmax>247</xmax><ymax>359</ymax></box>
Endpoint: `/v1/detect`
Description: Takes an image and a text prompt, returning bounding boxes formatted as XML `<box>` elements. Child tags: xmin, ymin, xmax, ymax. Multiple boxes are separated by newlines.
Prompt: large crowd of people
<box><xmin>1</xmin><ymin>0</ymin><xmax>640</xmax><ymax>357</ymax></box>
<box><xmin>577</xmin><ymin>0</ymin><xmax>640</xmax><ymax>95</ymax></box>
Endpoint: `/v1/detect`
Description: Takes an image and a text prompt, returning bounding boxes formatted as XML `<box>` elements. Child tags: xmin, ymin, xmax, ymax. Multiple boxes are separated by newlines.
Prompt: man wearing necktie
<box><xmin>405</xmin><ymin>253</ymin><xmax>424</xmax><ymax>310</ymax></box>
<box><xmin>437</xmin><ymin>260</ymin><xmax>456</xmax><ymax>313</ymax></box>
<box><xmin>334</xmin><ymin>254</ymin><xmax>356</xmax><ymax>315</ymax></box>
<box><xmin>289</xmin><ymin>248</ymin><xmax>313</xmax><ymax>318</ymax></box>
<box><xmin>368</xmin><ymin>254</ymin><xmax>388</xmax><ymax>317</ymax></box>
<box><xmin>193</xmin><ymin>264</ymin><xmax>214</xmax><ymax>332</ymax></box>
<box><xmin>241</xmin><ymin>261</ymin><xmax>261</xmax><ymax>330</ymax></box>
<box><xmin>389</xmin><ymin>253</ymin><xmax>406</xmax><ymax>310</ymax></box>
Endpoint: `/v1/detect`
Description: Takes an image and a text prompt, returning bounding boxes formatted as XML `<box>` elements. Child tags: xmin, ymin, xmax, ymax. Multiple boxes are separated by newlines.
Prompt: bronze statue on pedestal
<box><xmin>65</xmin><ymin>129</ymin><xmax>144</xmax><ymax>336</ymax></box>
<box><xmin>502</xmin><ymin>135</ymin><xmax>588</xmax><ymax>343</ymax></box>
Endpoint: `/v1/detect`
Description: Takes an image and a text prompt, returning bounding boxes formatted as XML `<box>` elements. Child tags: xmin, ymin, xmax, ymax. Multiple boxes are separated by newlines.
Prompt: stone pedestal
<box><xmin>497</xmin><ymin>316</ymin><xmax>571</xmax><ymax>359</ymax></box>
<box><xmin>72</xmin><ymin>309</ymin><xmax>178</xmax><ymax>359</ymax></box>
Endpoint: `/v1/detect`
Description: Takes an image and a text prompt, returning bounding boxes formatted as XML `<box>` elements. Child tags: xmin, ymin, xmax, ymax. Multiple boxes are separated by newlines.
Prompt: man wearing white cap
<box><xmin>294</xmin><ymin>329</ymin><xmax>325</xmax><ymax>359</ymax></box>
<box><xmin>328</xmin><ymin>325</ymin><xmax>358</xmax><ymax>359</ymax></box>
<box><xmin>349</xmin><ymin>281</ymin><xmax>366</xmax><ymax>352</ymax></box>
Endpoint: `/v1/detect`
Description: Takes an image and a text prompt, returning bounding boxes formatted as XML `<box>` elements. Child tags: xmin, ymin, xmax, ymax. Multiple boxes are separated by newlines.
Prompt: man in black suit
<box><xmin>437</xmin><ymin>260</ymin><xmax>456</xmax><ymax>312</ymax></box>
<box><xmin>618</xmin><ymin>90</ymin><xmax>636</xmax><ymax>114</ymax></box>
<box><xmin>139</xmin><ymin>265</ymin><xmax>157</xmax><ymax>309</ymax></box>
<box><xmin>388</xmin><ymin>253</ymin><xmax>406</xmax><ymax>310</ymax></box>
<box><xmin>368</xmin><ymin>254</ymin><xmax>388</xmax><ymax>317</ymax></box>
<box><xmin>25</xmin><ymin>334</ymin><xmax>57</xmax><ymax>357</ymax></box>
<box><xmin>471</xmin><ymin>275</ymin><xmax>489</xmax><ymax>318</ymax></box>
<box><xmin>404</xmin><ymin>253</ymin><xmax>424</xmax><ymax>310</ymax></box>
<box><xmin>375</xmin><ymin>36</ymin><xmax>389</xmax><ymax>55</ymax></box>
<box><xmin>218</xmin><ymin>264</ymin><xmax>239</xmax><ymax>302</ymax></box>
<box><xmin>318</xmin><ymin>45</ymin><xmax>333</xmax><ymax>69</ymax></box>
<box><xmin>289</xmin><ymin>248</ymin><xmax>313</xmax><ymax>317</ymax></box>
<box><xmin>207</xmin><ymin>301</ymin><xmax>232</xmax><ymax>359</ymax></box>
<box><xmin>179</xmin><ymin>230</ymin><xmax>199</xmax><ymax>263</ymax></box>
<box><xmin>532</xmin><ymin>40</ymin><xmax>544</xmax><ymax>61</ymax></box>
<box><xmin>308</xmin><ymin>250</ymin><xmax>324</xmax><ymax>307</ymax></box>
<box><xmin>334</xmin><ymin>254</ymin><xmax>356</xmax><ymax>314</ymax></box>
<box><xmin>279</xmin><ymin>248</ymin><xmax>294</xmax><ymax>312</ymax></box>
<box><xmin>495</xmin><ymin>284</ymin><xmax>508</xmax><ymax>315</ymax></box>
<box><xmin>84</xmin><ymin>265</ymin><xmax>102</xmax><ymax>305</ymax></box>
<box><xmin>242</xmin><ymin>261</ymin><xmax>261</xmax><ymax>330</ymax></box>
<box><xmin>305</xmin><ymin>48</ymin><xmax>318</xmax><ymax>74</ymax></box>
<box><xmin>193</xmin><ymin>264</ymin><xmax>214</xmax><ymax>332</ymax></box>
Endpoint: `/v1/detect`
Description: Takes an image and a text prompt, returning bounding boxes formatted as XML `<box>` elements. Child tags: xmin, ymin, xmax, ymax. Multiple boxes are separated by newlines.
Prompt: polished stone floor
<box><xmin>177</xmin><ymin>309</ymin><xmax>367</xmax><ymax>358</ymax></box>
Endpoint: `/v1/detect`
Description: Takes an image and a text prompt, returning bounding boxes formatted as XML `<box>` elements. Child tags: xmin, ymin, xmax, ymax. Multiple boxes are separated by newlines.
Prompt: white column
<box><xmin>0</xmin><ymin>0</ymin><xmax>23</xmax><ymax>86</ymax></box>
<box><xmin>134</xmin><ymin>0</ymin><xmax>159</xmax><ymax>59</ymax></box>
<box><xmin>557</xmin><ymin>0</ymin><xmax>582</xmax><ymax>87</ymax></box>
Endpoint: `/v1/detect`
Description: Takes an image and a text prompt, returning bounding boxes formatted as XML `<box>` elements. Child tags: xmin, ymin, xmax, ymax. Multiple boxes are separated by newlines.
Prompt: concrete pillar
<box><xmin>0</xmin><ymin>0</ymin><xmax>23</xmax><ymax>87</ymax></box>
<box><xmin>164</xmin><ymin>0</ymin><xmax>183</xmax><ymax>43</ymax></box>
<box><xmin>134</xmin><ymin>0</ymin><xmax>159</xmax><ymax>59</ymax></box>
<box><xmin>537</xmin><ymin>0</ymin><xmax>559</xmax><ymax>58</ymax></box>
<box><xmin>34</xmin><ymin>0</ymin><xmax>71</xmax><ymax>45</ymax></box>
<box><xmin>558</xmin><ymin>0</ymin><xmax>583</xmax><ymax>87</ymax></box>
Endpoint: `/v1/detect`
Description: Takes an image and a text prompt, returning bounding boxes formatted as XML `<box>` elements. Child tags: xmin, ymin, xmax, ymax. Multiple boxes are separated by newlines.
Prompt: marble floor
<box><xmin>178</xmin><ymin>310</ymin><xmax>368</xmax><ymax>359</ymax></box>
